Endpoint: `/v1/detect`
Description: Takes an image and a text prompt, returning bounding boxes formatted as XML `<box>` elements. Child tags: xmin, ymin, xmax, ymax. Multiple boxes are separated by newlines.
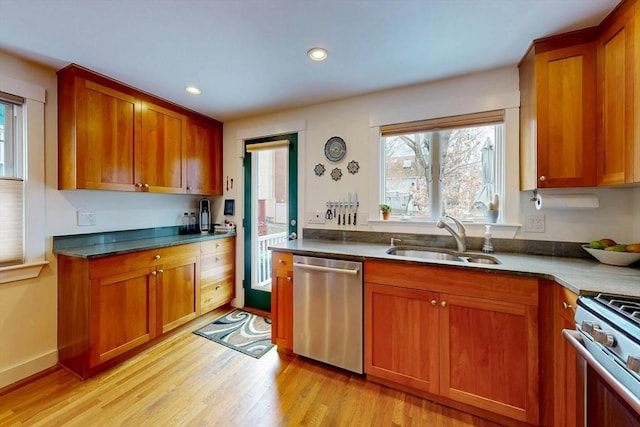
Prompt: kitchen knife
<box><xmin>353</xmin><ymin>192</ymin><xmax>358</xmax><ymax>226</ymax></box>
<box><xmin>348</xmin><ymin>192</ymin><xmax>352</xmax><ymax>225</ymax></box>
<box><xmin>342</xmin><ymin>197</ymin><xmax>346</xmax><ymax>226</ymax></box>
<box><xmin>337</xmin><ymin>198</ymin><xmax>341</xmax><ymax>225</ymax></box>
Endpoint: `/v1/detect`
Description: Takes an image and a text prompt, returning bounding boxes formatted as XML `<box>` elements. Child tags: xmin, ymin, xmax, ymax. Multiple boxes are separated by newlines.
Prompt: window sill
<box><xmin>0</xmin><ymin>261</ymin><xmax>49</xmax><ymax>285</ymax></box>
<box><xmin>368</xmin><ymin>219</ymin><xmax>520</xmax><ymax>239</ymax></box>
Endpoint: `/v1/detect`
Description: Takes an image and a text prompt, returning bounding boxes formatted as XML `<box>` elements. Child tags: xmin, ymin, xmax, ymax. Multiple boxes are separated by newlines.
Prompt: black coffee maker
<box><xmin>199</xmin><ymin>199</ymin><xmax>211</xmax><ymax>233</ymax></box>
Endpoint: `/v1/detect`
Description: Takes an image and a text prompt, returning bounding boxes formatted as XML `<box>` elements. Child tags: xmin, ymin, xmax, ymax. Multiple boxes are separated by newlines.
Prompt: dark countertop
<box><xmin>270</xmin><ymin>239</ymin><xmax>640</xmax><ymax>298</ymax></box>
<box><xmin>53</xmin><ymin>226</ymin><xmax>236</xmax><ymax>259</ymax></box>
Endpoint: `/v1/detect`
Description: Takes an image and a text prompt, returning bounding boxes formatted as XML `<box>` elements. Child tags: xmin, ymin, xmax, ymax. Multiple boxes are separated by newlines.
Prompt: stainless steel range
<box><xmin>564</xmin><ymin>293</ymin><xmax>640</xmax><ymax>420</ymax></box>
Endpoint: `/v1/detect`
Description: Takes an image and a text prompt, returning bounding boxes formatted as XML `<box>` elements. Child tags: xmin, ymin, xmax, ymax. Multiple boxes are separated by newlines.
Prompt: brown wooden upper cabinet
<box><xmin>58</xmin><ymin>64</ymin><xmax>223</xmax><ymax>195</ymax></box>
<box><xmin>597</xmin><ymin>0</ymin><xmax>637</xmax><ymax>185</ymax></box>
<box><xmin>519</xmin><ymin>29</ymin><xmax>598</xmax><ymax>190</ymax></box>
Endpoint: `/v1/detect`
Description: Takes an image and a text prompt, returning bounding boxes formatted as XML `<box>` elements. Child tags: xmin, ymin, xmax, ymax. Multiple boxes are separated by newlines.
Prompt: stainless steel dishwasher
<box><xmin>292</xmin><ymin>255</ymin><xmax>363</xmax><ymax>374</ymax></box>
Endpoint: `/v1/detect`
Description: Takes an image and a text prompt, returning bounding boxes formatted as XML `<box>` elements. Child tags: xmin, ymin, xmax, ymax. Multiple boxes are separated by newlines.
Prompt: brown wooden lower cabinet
<box><xmin>271</xmin><ymin>252</ymin><xmax>293</xmax><ymax>352</ymax></box>
<box><xmin>364</xmin><ymin>260</ymin><xmax>540</xmax><ymax>425</ymax></box>
<box><xmin>200</xmin><ymin>237</ymin><xmax>235</xmax><ymax>314</ymax></box>
<box><xmin>58</xmin><ymin>239</ymin><xmax>233</xmax><ymax>379</ymax></box>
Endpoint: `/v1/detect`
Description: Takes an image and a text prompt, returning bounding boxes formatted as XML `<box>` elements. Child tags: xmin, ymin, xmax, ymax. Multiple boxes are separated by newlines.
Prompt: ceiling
<box><xmin>0</xmin><ymin>0</ymin><xmax>619</xmax><ymax>122</ymax></box>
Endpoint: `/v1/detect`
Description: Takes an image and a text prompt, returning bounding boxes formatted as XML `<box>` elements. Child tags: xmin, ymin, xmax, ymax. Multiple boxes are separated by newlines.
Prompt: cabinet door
<box><xmin>365</xmin><ymin>283</ymin><xmax>439</xmax><ymax>394</ymax></box>
<box><xmin>186</xmin><ymin>118</ymin><xmax>223</xmax><ymax>195</ymax></box>
<box><xmin>536</xmin><ymin>43</ymin><xmax>596</xmax><ymax>188</ymax></box>
<box><xmin>158</xmin><ymin>255</ymin><xmax>200</xmax><ymax>334</ymax></box>
<box><xmin>439</xmin><ymin>294</ymin><xmax>539</xmax><ymax>425</ymax></box>
<box><xmin>597</xmin><ymin>4</ymin><xmax>635</xmax><ymax>185</ymax></box>
<box><xmin>200</xmin><ymin>238</ymin><xmax>235</xmax><ymax>313</ymax></box>
<box><xmin>138</xmin><ymin>101</ymin><xmax>186</xmax><ymax>193</ymax></box>
<box><xmin>74</xmin><ymin>78</ymin><xmax>139</xmax><ymax>191</ymax></box>
<box><xmin>271</xmin><ymin>252</ymin><xmax>293</xmax><ymax>352</ymax></box>
<box><xmin>89</xmin><ymin>267</ymin><xmax>157</xmax><ymax>367</ymax></box>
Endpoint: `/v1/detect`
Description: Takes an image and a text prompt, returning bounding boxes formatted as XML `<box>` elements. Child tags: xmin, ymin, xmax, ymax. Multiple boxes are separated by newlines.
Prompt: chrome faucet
<box><xmin>436</xmin><ymin>215</ymin><xmax>466</xmax><ymax>252</ymax></box>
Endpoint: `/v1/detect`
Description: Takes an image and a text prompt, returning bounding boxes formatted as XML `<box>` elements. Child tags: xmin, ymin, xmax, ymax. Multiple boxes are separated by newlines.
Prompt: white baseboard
<box><xmin>0</xmin><ymin>349</ymin><xmax>58</xmax><ymax>389</ymax></box>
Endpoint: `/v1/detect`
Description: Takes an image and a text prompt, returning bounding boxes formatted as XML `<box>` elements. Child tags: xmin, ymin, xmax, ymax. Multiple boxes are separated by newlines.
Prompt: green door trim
<box><xmin>243</xmin><ymin>133</ymin><xmax>298</xmax><ymax>312</ymax></box>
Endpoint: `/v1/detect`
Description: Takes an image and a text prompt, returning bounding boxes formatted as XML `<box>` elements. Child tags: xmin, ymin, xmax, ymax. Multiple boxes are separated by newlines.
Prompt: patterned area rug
<box><xmin>194</xmin><ymin>309</ymin><xmax>274</xmax><ymax>359</ymax></box>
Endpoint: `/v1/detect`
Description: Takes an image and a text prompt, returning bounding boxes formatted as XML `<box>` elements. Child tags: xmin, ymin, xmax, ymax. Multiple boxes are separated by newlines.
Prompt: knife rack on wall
<box><xmin>325</xmin><ymin>193</ymin><xmax>359</xmax><ymax>226</ymax></box>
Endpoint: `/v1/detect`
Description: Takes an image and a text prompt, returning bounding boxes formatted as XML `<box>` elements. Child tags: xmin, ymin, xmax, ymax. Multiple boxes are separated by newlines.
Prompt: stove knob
<box><xmin>627</xmin><ymin>356</ymin><xmax>640</xmax><ymax>374</ymax></box>
<box><xmin>581</xmin><ymin>320</ymin><xmax>601</xmax><ymax>336</ymax></box>
<box><xmin>594</xmin><ymin>329</ymin><xmax>616</xmax><ymax>347</ymax></box>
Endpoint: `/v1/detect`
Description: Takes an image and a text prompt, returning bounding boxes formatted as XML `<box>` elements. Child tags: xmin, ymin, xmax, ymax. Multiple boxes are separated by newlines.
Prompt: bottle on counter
<box><xmin>482</xmin><ymin>224</ymin><xmax>494</xmax><ymax>253</ymax></box>
<box><xmin>189</xmin><ymin>212</ymin><xmax>197</xmax><ymax>233</ymax></box>
<box><xmin>181</xmin><ymin>212</ymin><xmax>189</xmax><ymax>234</ymax></box>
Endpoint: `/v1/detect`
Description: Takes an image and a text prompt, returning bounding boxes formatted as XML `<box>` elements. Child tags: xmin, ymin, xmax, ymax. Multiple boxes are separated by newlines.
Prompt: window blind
<box><xmin>0</xmin><ymin>177</ymin><xmax>24</xmax><ymax>266</ymax></box>
<box><xmin>380</xmin><ymin>109</ymin><xmax>505</xmax><ymax>136</ymax></box>
<box><xmin>245</xmin><ymin>139</ymin><xmax>290</xmax><ymax>153</ymax></box>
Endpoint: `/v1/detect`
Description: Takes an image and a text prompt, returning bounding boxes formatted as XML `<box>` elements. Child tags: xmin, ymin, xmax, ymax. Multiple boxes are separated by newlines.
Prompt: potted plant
<box><xmin>379</xmin><ymin>203</ymin><xmax>392</xmax><ymax>220</ymax></box>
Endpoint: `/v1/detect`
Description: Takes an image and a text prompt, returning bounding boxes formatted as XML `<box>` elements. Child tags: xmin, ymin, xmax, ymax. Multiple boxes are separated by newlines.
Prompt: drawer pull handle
<box><xmin>154</xmin><ymin>255</ymin><xmax>161</xmax><ymax>260</ymax></box>
<box><xmin>562</xmin><ymin>302</ymin><xmax>573</xmax><ymax>310</ymax></box>
<box><xmin>158</xmin><ymin>269</ymin><xmax>164</xmax><ymax>274</ymax></box>
<box><xmin>441</xmin><ymin>301</ymin><xmax>447</xmax><ymax>308</ymax></box>
<box><xmin>431</xmin><ymin>300</ymin><xmax>437</xmax><ymax>306</ymax></box>
<box><xmin>279</xmin><ymin>259</ymin><xmax>285</xmax><ymax>264</ymax></box>
<box><xmin>151</xmin><ymin>271</ymin><xmax>157</xmax><ymax>276</ymax></box>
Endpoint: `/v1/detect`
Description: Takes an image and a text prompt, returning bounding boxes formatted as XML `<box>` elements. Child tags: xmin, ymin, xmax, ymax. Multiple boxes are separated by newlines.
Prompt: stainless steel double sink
<box><xmin>386</xmin><ymin>246</ymin><xmax>500</xmax><ymax>265</ymax></box>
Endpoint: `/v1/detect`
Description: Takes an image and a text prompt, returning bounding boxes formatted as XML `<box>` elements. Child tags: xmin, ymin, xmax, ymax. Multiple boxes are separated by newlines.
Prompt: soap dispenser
<box><xmin>482</xmin><ymin>225</ymin><xmax>494</xmax><ymax>253</ymax></box>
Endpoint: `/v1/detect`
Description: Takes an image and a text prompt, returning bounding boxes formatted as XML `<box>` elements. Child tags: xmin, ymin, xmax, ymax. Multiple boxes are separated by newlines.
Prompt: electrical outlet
<box><xmin>307</xmin><ymin>212</ymin><xmax>326</xmax><ymax>224</ymax></box>
<box><xmin>77</xmin><ymin>211</ymin><xmax>97</xmax><ymax>226</ymax></box>
<box><xmin>523</xmin><ymin>214</ymin><xmax>545</xmax><ymax>233</ymax></box>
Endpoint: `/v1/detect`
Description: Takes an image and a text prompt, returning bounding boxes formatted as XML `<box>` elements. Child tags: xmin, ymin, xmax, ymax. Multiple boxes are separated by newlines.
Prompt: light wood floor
<box><xmin>0</xmin><ymin>307</ymin><xmax>503</xmax><ymax>427</ymax></box>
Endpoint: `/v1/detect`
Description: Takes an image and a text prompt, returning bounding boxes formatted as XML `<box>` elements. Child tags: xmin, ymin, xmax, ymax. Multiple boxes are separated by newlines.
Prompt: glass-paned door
<box><xmin>243</xmin><ymin>133</ymin><xmax>297</xmax><ymax>311</ymax></box>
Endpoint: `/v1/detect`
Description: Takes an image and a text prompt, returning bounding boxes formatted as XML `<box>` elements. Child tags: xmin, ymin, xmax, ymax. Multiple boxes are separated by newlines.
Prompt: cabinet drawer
<box><xmin>201</xmin><ymin>277</ymin><xmax>234</xmax><ymax>314</ymax></box>
<box><xmin>90</xmin><ymin>243</ymin><xmax>200</xmax><ymax>279</ymax></box>
<box><xmin>201</xmin><ymin>238</ymin><xmax>234</xmax><ymax>255</ymax></box>
<box><xmin>272</xmin><ymin>252</ymin><xmax>293</xmax><ymax>275</ymax></box>
<box><xmin>557</xmin><ymin>285</ymin><xmax>578</xmax><ymax>323</ymax></box>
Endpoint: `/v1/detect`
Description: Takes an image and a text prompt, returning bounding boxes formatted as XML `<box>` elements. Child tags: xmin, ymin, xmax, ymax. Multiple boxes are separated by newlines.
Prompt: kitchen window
<box><xmin>0</xmin><ymin>95</ymin><xmax>24</xmax><ymax>267</ymax></box>
<box><xmin>0</xmin><ymin>75</ymin><xmax>47</xmax><ymax>284</ymax></box>
<box><xmin>380</xmin><ymin>110</ymin><xmax>504</xmax><ymax>222</ymax></box>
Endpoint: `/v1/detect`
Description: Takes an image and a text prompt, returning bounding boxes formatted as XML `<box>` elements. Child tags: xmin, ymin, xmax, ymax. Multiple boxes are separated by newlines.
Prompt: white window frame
<box><xmin>0</xmin><ymin>74</ymin><xmax>48</xmax><ymax>284</ymax></box>
<box><xmin>380</xmin><ymin>122</ymin><xmax>505</xmax><ymax>223</ymax></box>
<box><xmin>368</xmin><ymin>108</ymin><xmax>521</xmax><ymax>239</ymax></box>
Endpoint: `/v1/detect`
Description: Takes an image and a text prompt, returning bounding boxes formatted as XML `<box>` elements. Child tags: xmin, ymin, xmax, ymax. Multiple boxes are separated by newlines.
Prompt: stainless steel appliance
<box><xmin>199</xmin><ymin>198</ymin><xmax>211</xmax><ymax>233</ymax></box>
<box><xmin>292</xmin><ymin>255</ymin><xmax>363</xmax><ymax>374</ymax></box>
<box><xmin>564</xmin><ymin>293</ymin><xmax>640</xmax><ymax>423</ymax></box>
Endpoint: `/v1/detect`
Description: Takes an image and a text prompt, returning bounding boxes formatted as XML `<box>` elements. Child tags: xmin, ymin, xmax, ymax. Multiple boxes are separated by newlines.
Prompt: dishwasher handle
<box><xmin>293</xmin><ymin>262</ymin><xmax>360</xmax><ymax>275</ymax></box>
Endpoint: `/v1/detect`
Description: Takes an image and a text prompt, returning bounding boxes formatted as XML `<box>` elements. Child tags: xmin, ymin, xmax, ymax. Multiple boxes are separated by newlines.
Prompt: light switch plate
<box><xmin>77</xmin><ymin>211</ymin><xmax>97</xmax><ymax>226</ymax></box>
<box><xmin>307</xmin><ymin>212</ymin><xmax>326</xmax><ymax>224</ymax></box>
<box><xmin>523</xmin><ymin>214</ymin><xmax>545</xmax><ymax>233</ymax></box>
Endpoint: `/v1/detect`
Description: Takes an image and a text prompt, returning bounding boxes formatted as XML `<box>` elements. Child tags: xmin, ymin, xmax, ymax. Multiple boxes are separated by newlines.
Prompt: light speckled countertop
<box><xmin>270</xmin><ymin>239</ymin><xmax>640</xmax><ymax>297</ymax></box>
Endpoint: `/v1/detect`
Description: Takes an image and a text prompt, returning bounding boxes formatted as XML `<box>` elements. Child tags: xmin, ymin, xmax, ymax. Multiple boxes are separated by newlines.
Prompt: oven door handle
<box><xmin>563</xmin><ymin>329</ymin><xmax>640</xmax><ymax>414</ymax></box>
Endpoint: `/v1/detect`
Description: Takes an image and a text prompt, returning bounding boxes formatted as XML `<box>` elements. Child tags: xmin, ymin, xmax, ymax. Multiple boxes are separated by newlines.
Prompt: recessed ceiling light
<box><xmin>307</xmin><ymin>47</ymin><xmax>328</xmax><ymax>61</ymax></box>
<box><xmin>185</xmin><ymin>86</ymin><xmax>201</xmax><ymax>95</ymax></box>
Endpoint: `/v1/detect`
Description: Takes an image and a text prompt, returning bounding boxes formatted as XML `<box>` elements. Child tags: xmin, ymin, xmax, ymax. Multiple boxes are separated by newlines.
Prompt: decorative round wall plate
<box><xmin>331</xmin><ymin>167</ymin><xmax>343</xmax><ymax>181</ymax></box>
<box><xmin>347</xmin><ymin>160</ymin><xmax>360</xmax><ymax>174</ymax></box>
<box><xmin>324</xmin><ymin>136</ymin><xmax>347</xmax><ymax>162</ymax></box>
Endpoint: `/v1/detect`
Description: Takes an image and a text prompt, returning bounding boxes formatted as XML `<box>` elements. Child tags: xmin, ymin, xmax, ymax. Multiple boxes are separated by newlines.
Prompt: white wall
<box><xmin>0</xmin><ymin>51</ymin><xmax>213</xmax><ymax>388</ymax></box>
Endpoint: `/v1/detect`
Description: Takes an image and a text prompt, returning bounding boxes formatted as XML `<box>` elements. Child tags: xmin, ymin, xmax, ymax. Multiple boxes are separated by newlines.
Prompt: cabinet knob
<box><xmin>215</xmin><ymin>285</ymin><xmax>221</xmax><ymax>290</ymax></box>
<box><xmin>143</xmin><ymin>183</ymin><xmax>149</xmax><ymax>188</ymax></box>
<box><xmin>287</xmin><ymin>276</ymin><xmax>292</xmax><ymax>281</ymax></box>
<box><xmin>562</xmin><ymin>302</ymin><xmax>573</xmax><ymax>310</ymax></box>
<box><xmin>187</xmin><ymin>186</ymin><xmax>192</xmax><ymax>191</ymax></box>
<box><xmin>441</xmin><ymin>301</ymin><xmax>447</xmax><ymax>308</ymax></box>
<box><xmin>431</xmin><ymin>300</ymin><xmax>437</xmax><ymax>306</ymax></box>
<box><xmin>136</xmin><ymin>183</ymin><xmax>143</xmax><ymax>188</ymax></box>
<box><xmin>157</xmin><ymin>269</ymin><xmax>164</xmax><ymax>274</ymax></box>
<box><xmin>539</xmin><ymin>176</ymin><xmax>546</xmax><ymax>182</ymax></box>
<box><xmin>279</xmin><ymin>259</ymin><xmax>285</xmax><ymax>264</ymax></box>
<box><xmin>150</xmin><ymin>271</ymin><xmax>157</xmax><ymax>276</ymax></box>
<box><xmin>154</xmin><ymin>255</ymin><xmax>161</xmax><ymax>260</ymax></box>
